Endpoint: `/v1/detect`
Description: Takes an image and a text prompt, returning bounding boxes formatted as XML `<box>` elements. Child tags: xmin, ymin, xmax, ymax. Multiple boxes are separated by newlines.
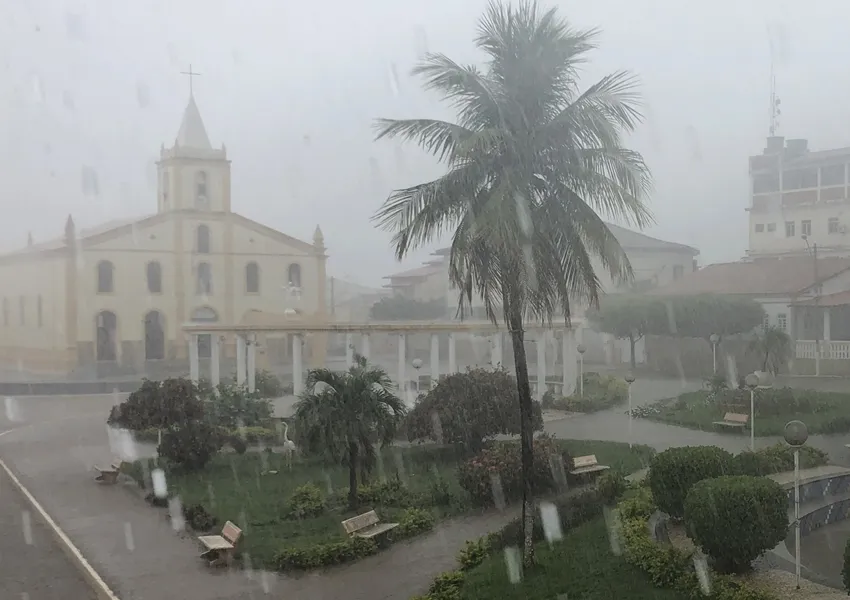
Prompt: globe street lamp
<box><xmin>576</xmin><ymin>343</ymin><xmax>587</xmax><ymax>397</ymax></box>
<box><xmin>709</xmin><ymin>333</ymin><xmax>719</xmax><ymax>374</ymax></box>
<box><xmin>745</xmin><ymin>373</ymin><xmax>760</xmax><ymax>451</ymax></box>
<box><xmin>783</xmin><ymin>420</ymin><xmax>808</xmax><ymax>590</ymax></box>
<box><xmin>625</xmin><ymin>372</ymin><xmax>636</xmax><ymax>448</ymax></box>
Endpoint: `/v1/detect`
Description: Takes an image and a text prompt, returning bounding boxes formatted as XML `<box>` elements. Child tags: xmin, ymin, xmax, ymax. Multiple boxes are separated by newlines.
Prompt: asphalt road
<box><xmin>0</xmin><ymin>466</ymin><xmax>96</xmax><ymax>600</ymax></box>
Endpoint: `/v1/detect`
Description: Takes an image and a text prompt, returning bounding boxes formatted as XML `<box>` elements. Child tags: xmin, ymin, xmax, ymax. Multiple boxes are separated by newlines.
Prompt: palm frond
<box><xmin>373</xmin><ymin>118</ymin><xmax>474</xmax><ymax>163</ymax></box>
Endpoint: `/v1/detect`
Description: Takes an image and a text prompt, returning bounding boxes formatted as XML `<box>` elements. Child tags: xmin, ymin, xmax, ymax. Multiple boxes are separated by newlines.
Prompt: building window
<box><xmin>146</xmin><ymin>261</ymin><xmax>162</xmax><ymax>293</ymax></box>
<box><xmin>763</xmin><ymin>313</ymin><xmax>770</xmax><ymax>329</ymax></box>
<box><xmin>143</xmin><ymin>310</ymin><xmax>165</xmax><ymax>360</ymax></box>
<box><xmin>829</xmin><ymin>217</ymin><xmax>840</xmax><ymax>234</ymax></box>
<box><xmin>196</xmin><ymin>225</ymin><xmax>210</xmax><ymax>254</ymax></box>
<box><xmin>18</xmin><ymin>296</ymin><xmax>24</xmax><ymax>325</ymax></box>
<box><xmin>97</xmin><ymin>260</ymin><xmax>114</xmax><ymax>293</ymax></box>
<box><xmin>196</xmin><ymin>262</ymin><xmax>213</xmax><ymax>295</ymax></box>
<box><xmin>777</xmin><ymin>313</ymin><xmax>787</xmax><ymax>331</ymax></box>
<box><xmin>802</xmin><ymin>220</ymin><xmax>812</xmax><ymax>236</ymax></box>
<box><xmin>37</xmin><ymin>295</ymin><xmax>42</xmax><ymax>328</ymax></box>
<box><xmin>767</xmin><ymin>223</ymin><xmax>776</xmax><ymax>232</ymax></box>
<box><xmin>196</xmin><ymin>171</ymin><xmax>208</xmax><ymax>208</ymax></box>
<box><xmin>246</xmin><ymin>261</ymin><xmax>260</xmax><ymax>293</ymax></box>
<box><xmin>755</xmin><ymin>223</ymin><xmax>764</xmax><ymax>233</ymax></box>
<box><xmin>95</xmin><ymin>311</ymin><xmax>118</xmax><ymax>361</ymax></box>
<box><xmin>821</xmin><ymin>164</ymin><xmax>845</xmax><ymax>187</ymax></box>
<box><xmin>785</xmin><ymin>221</ymin><xmax>795</xmax><ymax>237</ymax></box>
<box><xmin>673</xmin><ymin>265</ymin><xmax>684</xmax><ymax>280</ymax></box>
<box><xmin>783</xmin><ymin>168</ymin><xmax>818</xmax><ymax>190</ymax></box>
<box><xmin>287</xmin><ymin>263</ymin><xmax>302</xmax><ymax>289</ymax></box>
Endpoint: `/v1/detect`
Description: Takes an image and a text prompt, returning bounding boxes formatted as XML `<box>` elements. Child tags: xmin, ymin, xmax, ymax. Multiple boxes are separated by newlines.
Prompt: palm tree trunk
<box><xmin>506</xmin><ymin>303</ymin><xmax>535</xmax><ymax>569</ymax></box>
<box><xmin>629</xmin><ymin>335</ymin><xmax>636</xmax><ymax>370</ymax></box>
<box><xmin>348</xmin><ymin>441</ymin><xmax>359</xmax><ymax>509</ymax></box>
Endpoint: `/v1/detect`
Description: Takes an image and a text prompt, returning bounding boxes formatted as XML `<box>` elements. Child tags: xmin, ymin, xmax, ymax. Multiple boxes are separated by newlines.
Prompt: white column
<box><xmin>236</xmin><ymin>334</ymin><xmax>247</xmax><ymax>386</ymax></box>
<box><xmin>562</xmin><ymin>329</ymin><xmax>577</xmax><ymax>396</ymax></box>
<box><xmin>210</xmin><ymin>335</ymin><xmax>221</xmax><ymax>387</ymax></box>
<box><xmin>361</xmin><ymin>333</ymin><xmax>371</xmax><ymax>360</ymax></box>
<box><xmin>430</xmin><ymin>333</ymin><xmax>440</xmax><ymax>387</ymax></box>
<box><xmin>397</xmin><ymin>334</ymin><xmax>407</xmax><ymax>394</ymax></box>
<box><xmin>824</xmin><ymin>309</ymin><xmax>831</xmax><ymax>341</ymax></box>
<box><xmin>345</xmin><ymin>333</ymin><xmax>354</xmax><ymax>366</ymax></box>
<box><xmin>292</xmin><ymin>334</ymin><xmax>304</xmax><ymax>395</ymax></box>
<box><xmin>188</xmin><ymin>334</ymin><xmax>200</xmax><ymax>384</ymax></box>
<box><xmin>448</xmin><ymin>332</ymin><xmax>457</xmax><ymax>373</ymax></box>
<box><xmin>247</xmin><ymin>335</ymin><xmax>257</xmax><ymax>392</ymax></box>
<box><xmin>491</xmin><ymin>333</ymin><xmax>503</xmax><ymax>367</ymax></box>
<box><xmin>537</xmin><ymin>331</ymin><xmax>547</xmax><ymax>402</ymax></box>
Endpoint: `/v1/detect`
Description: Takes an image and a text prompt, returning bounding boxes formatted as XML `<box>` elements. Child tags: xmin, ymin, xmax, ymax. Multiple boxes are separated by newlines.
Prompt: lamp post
<box><xmin>783</xmin><ymin>419</ymin><xmax>809</xmax><ymax>590</ymax></box>
<box><xmin>745</xmin><ymin>373</ymin><xmax>759</xmax><ymax>451</ymax></box>
<box><xmin>625</xmin><ymin>372</ymin><xmax>636</xmax><ymax>448</ymax></box>
<box><xmin>709</xmin><ymin>334</ymin><xmax>719</xmax><ymax>374</ymax></box>
<box><xmin>577</xmin><ymin>343</ymin><xmax>586</xmax><ymax>397</ymax></box>
<box><xmin>411</xmin><ymin>358</ymin><xmax>423</xmax><ymax>403</ymax></box>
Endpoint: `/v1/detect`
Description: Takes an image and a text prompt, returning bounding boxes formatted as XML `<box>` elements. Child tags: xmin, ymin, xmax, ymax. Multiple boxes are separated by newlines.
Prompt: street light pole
<box><xmin>745</xmin><ymin>373</ymin><xmax>759</xmax><ymax>451</ymax></box>
<box><xmin>709</xmin><ymin>333</ymin><xmax>719</xmax><ymax>374</ymax></box>
<box><xmin>803</xmin><ymin>235</ymin><xmax>820</xmax><ymax>376</ymax></box>
<box><xmin>784</xmin><ymin>420</ymin><xmax>809</xmax><ymax>590</ymax></box>
<box><xmin>576</xmin><ymin>344</ymin><xmax>586</xmax><ymax>398</ymax></box>
<box><xmin>625</xmin><ymin>373</ymin><xmax>636</xmax><ymax>448</ymax></box>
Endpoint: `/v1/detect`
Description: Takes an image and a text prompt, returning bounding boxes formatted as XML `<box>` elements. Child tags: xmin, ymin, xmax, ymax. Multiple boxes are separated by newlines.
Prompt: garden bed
<box><xmin>634</xmin><ymin>388</ymin><xmax>850</xmax><ymax>436</ymax></box>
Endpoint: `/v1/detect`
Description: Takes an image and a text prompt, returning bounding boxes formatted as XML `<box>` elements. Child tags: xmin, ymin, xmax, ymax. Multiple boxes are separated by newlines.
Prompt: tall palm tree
<box><xmin>373</xmin><ymin>1</ymin><xmax>651</xmax><ymax>567</ymax></box>
<box><xmin>293</xmin><ymin>356</ymin><xmax>406</xmax><ymax>508</ymax></box>
<box><xmin>749</xmin><ymin>325</ymin><xmax>791</xmax><ymax>375</ymax></box>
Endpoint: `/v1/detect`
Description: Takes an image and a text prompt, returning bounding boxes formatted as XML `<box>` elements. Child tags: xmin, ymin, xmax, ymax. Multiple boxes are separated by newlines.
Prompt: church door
<box><xmin>144</xmin><ymin>311</ymin><xmax>165</xmax><ymax>360</ymax></box>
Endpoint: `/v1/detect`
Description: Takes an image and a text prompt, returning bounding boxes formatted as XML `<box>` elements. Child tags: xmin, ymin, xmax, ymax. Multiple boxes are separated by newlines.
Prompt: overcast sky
<box><xmin>2</xmin><ymin>0</ymin><xmax>849</xmax><ymax>287</ymax></box>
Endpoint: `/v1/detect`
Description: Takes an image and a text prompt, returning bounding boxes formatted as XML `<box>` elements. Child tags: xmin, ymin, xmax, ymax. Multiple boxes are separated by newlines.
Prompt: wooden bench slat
<box><xmin>198</xmin><ymin>520</ymin><xmax>241</xmax><ymax>568</ymax></box>
<box><xmin>570</xmin><ymin>454</ymin><xmax>609</xmax><ymax>476</ymax></box>
<box><xmin>342</xmin><ymin>510</ymin><xmax>397</xmax><ymax>538</ymax></box>
<box><xmin>714</xmin><ymin>412</ymin><xmax>749</xmax><ymax>428</ymax></box>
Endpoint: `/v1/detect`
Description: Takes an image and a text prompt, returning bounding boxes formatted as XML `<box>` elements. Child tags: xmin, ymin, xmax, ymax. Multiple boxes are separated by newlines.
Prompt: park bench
<box><xmin>570</xmin><ymin>455</ymin><xmax>609</xmax><ymax>476</ymax></box>
<box><xmin>341</xmin><ymin>510</ymin><xmax>398</xmax><ymax>539</ymax></box>
<box><xmin>713</xmin><ymin>412</ymin><xmax>749</xmax><ymax>430</ymax></box>
<box><xmin>94</xmin><ymin>460</ymin><xmax>123</xmax><ymax>484</ymax></box>
<box><xmin>198</xmin><ymin>521</ymin><xmax>242</xmax><ymax>567</ymax></box>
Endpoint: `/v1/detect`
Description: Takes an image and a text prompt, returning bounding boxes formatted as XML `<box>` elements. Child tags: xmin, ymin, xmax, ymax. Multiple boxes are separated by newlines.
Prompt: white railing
<box><xmin>795</xmin><ymin>340</ymin><xmax>850</xmax><ymax>360</ymax></box>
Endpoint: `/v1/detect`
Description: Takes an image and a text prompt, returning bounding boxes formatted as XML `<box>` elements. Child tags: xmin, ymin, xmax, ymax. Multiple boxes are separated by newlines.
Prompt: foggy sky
<box><xmin>1</xmin><ymin>0</ymin><xmax>849</xmax><ymax>287</ymax></box>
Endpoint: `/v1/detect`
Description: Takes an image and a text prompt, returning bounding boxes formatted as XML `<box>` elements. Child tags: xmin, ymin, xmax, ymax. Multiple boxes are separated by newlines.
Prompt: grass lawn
<box><xmin>124</xmin><ymin>439</ymin><xmax>653</xmax><ymax>569</ymax></box>
<box><xmin>460</xmin><ymin>517</ymin><xmax>681</xmax><ymax>599</ymax></box>
<box><xmin>638</xmin><ymin>389</ymin><xmax>850</xmax><ymax>436</ymax></box>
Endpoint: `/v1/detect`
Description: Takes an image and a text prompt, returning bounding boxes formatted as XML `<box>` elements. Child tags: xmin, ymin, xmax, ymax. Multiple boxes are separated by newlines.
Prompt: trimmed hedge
<box><xmin>618</xmin><ymin>488</ymin><xmax>778</xmax><ymax>600</ymax></box>
<box><xmin>647</xmin><ymin>446</ymin><xmax>733</xmax><ymax>518</ymax></box>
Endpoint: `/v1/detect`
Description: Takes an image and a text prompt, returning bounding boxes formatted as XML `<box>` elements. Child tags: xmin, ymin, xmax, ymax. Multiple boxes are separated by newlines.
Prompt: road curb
<box><xmin>0</xmin><ymin>456</ymin><xmax>121</xmax><ymax>600</ymax></box>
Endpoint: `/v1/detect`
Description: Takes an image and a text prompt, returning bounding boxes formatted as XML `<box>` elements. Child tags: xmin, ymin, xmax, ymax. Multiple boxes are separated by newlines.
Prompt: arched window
<box><xmin>95</xmin><ymin>311</ymin><xmax>117</xmax><ymax>361</ymax></box>
<box><xmin>245</xmin><ymin>262</ymin><xmax>260</xmax><ymax>293</ymax></box>
<box><xmin>143</xmin><ymin>311</ymin><xmax>165</xmax><ymax>360</ymax></box>
<box><xmin>196</xmin><ymin>262</ymin><xmax>213</xmax><ymax>295</ymax></box>
<box><xmin>287</xmin><ymin>263</ymin><xmax>302</xmax><ymax>288</ymax></box>
<box><xmin>196</xmin><ymin>225</ymin><xmax>210</xmax><ymax>254</ymax></box>
<box><xmin>146</xmin><ymin>261</ymin><xmax>162</xmax><ymax>293</ymax></box>
<box><xmin>97</xmin><ymin>260</ymin><xmax>114</xmax><ymax>293</ymax></box>
<box><xmin>196</xmin><ymin>171</ymin><xmax>208</xmax><ymax>208</ymax></box>
<box><xmin>37</xmin><ymin>295</ymin><xmax>43</xmax><ymax>328</ymax></box>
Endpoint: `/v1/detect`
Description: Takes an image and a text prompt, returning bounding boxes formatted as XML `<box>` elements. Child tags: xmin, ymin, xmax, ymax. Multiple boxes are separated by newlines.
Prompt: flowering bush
<box><xmin>457</xmin><ymin>435</ymin><xmax>571</xmax><ymax>506</ymax></box>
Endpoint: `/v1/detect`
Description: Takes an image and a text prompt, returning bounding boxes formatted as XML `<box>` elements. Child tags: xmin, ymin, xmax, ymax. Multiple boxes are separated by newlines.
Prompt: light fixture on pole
<box><xmin>624</xmin><ymin>372</ymin><xmax>636</xmax><ymax>448</ymax></box>
<box><xmin>744</xmin><ymin>373</ymin><xmax>759</xmax><ymax>451</ymax></box>
<box><xmin>576</xmin><ymin>343</ymin><xmax>587</xmax><ymax>397</ymax></box>
<box><xmin>783</xmin><ymin>419</ymin><xmax>809</xmax><ymax>590</ymax></box>
<box><xmin>411</xmin><ymin>358</ymin><xmax>423</xmax><ymax>403</ymax></box>
<box><xmin>709</xmin><ymin>334</ymin><xmax>719</xmax><ymax>374</ymax></box>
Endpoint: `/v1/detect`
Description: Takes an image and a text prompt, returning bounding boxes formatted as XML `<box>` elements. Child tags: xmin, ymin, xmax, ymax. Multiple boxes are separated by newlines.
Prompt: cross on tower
<box><xmin>180</xmin><ymin>64</ymin><xmax>202</xmax><ymax>96</ymax></box>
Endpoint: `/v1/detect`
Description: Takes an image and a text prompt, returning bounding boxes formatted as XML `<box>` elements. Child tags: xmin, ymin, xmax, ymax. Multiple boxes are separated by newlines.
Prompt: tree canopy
<box><xmin>369</xmin><ymin>295</ymin><xmax>447</xmax><ymax>321</ymax></box>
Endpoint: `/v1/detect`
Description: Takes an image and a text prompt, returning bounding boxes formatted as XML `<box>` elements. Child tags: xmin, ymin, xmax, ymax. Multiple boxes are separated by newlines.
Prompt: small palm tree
<box><xmin>749</xmin><ymin>325</ymin><xmax>791</xmax><ymax>375</ymax></box>
<box><xmin>293</xmin><ymin>355</ymin><xmax>406</xmax><ymax>508</ymax></box>
<box><xmin>373</xmin><ymin>0</ymin><xmax>651</xmax><ymax>567</ymax></box>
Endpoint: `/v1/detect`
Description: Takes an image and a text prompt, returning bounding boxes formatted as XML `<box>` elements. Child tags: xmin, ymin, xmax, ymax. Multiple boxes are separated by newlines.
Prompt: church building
<box><xmin>0</xmin><ymin>91</ymin><xmax>328</xmax><ymax>378</ymax></box>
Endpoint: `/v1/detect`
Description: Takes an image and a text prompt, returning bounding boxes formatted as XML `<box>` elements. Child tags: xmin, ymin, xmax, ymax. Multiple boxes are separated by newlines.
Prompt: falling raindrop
<box><xmin>539</xmin><ymin>501</ymin><xmax>563</xmax><ymax>543</ymax></box>
<box><xmin>64</xmin><ymin>12</ymin><xmax>86</xmax><ymax>40</ymax></box>
<box><xmin>387</xmin><ymin>63</ymin><xmax>400</xmax><ymax>96</ymax></box>
<box><xmin>136</xmin><ymin>82</ymin><xmax>150</xmax><ymax>108</ymax></box>
<box><xmin>323</xmin><ymin>471</ymin><xmax>333</xmax><ymax>495</ymax></box>
<box><xmin>168</xmin><ymin>497</ymin><xmax>185</xmax><ymax>532</ymax></box>
<box><xmin>693</xmin><ymin>550</ymin><xmax>711</xmax><ymax>594</ymax></box>
<box><xmin>22</xmin><ymin>510</ymin><xmax>33</xmax><ymax>544</ymax></box>
<box><xmin>393</xmin><ymin>449</ymin><xmax>408</xmax><ymax>484</ymax></box>
<box><xmin>503</xmin><ymin>546</ymin><xmax>522</xmax><ymax>584</ymax></box>
<box><xmin>124</xmin><ymin>522</ymin><xmax>135</xmax><ymax>551</ymax></box>
<box><xmin>489</xmin><ymin>473</ymin><xmax>506</xmax><ymax>510</ymax></box>
<box><xmin>5</xmin><ymin>396</ymin><xmax>22</xmax><ymax>422</ymax></box>
<box><xmin>207</xmin><ymin>483</ymin><xmax>216</xmax><ymax>509</ymax></box>
<box><xmin>259</xmin><ymin>570</ymin><xmax>271</xmax><ymax>593</ymax></box>
<box><xmin>603</xmin><ymin>506</ymin><xmax>622</xmax><ymax>556</ymax></box>
<box><xmin>430</xmin><ymin>411</ymin><xmax>443</xmax><ymax>444</ymax></box>
<box><xmin>166</xmin><ymin>43</ymin><xmax>179</xmax><ymax>66</ymax></box>
<box><xmin>151</xmin><ymin>468</ymin><xmax>167</xmax><ymax>498</ymax></box>
<box><xmin>81</xmin><ymin>166</ymin><xmax>100</xmax><ymax>196</ymax></box>
<box><xmin>30</xmin><ymin>73</ymin><xmax>44</xmax><ymax>104</ymax></box>
<box><xmin>413</xmin><ymin>25</ymin><xmax>429</xmax><ymax>57</ymax></box>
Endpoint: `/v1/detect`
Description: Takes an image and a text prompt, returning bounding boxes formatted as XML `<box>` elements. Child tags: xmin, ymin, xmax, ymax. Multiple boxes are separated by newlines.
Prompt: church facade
<box><xmin>0</xmin><ymin>93</ymin><xmax>327</xmax><ymax>377</ymax></box>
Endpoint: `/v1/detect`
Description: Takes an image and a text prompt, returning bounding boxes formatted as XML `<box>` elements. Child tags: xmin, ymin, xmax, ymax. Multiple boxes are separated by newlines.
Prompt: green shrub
<box><xmin>596</xmin><ymin>470</ymin><xmax>627</xmax><ymax>504</ymax></box>
<box><xmin>274</xmin><ymin>536</ymin><xmax>378</xmax><ymax>571</ymax></box>
<box><xmin>684</xmin><ymin>475</ymin><xmax>788</xmax><ymax>573</ymax></box>
<box><xmin>843</xmin><ymin>538</ymin><xmax>850</xmax><ymax>594</ymax></box>
<box><xmin>648</xmin><ymin>445</ymin><xmax>733</xmax><ymax>518</ymax></box>
<box><xmin>429</xmin><ymin>477</ymin><xmax>453</xmax><ymax>507</ymax></box>
<box><xmin>254</xmin><ymin>370</ymin><xmax>283</xmax><ymax>398</ymax></box>
<box><xmin>554</xmin><ymin>372</ymin><xmax>629</xmax><ymax>413</ymax></box>
<box><xmin>237</xmin><ymin>426</ymin><xmax>278</xmax><ymax>444</ymax></box>
<box><xmin>457</xmin><ymin>435</ymin><xmax>571</xmax><ymax>506</ymax></box>
<box><xmin>158</xmin><ymin>422</ymin><xmax>223</xmax><ymax>471</ymax></box>
<box><xmin>108</xmin><ymin>377</ymin><xmax>205</xmax><ymax>431</ymax></box>
<box><xmin>404</xmin><ymin>368</ymin><xmax>543</xmax><ymax>454</ymax></box>
<box><xmin>229</xmin><ymin>435</ymin><xmax>248</xmax><ymax>455</ymax></box>
<box><xmin>182</xmin><ymin>503</ymin><xmax>217</xmax><ymax>532</ymax></box>
<box><xmin>285</xmin><ymin>483</ymin><xmax>325</xmax><ymax>519</ymax></box>
<box><xmin>394</xmin><ymin>507</ymin><xmax>435</xmax><ymax>538</ymax></box>
<box><xmin>427</xmin><ymin>570</ymin><xmax>464</xmax><ymax>600</ymax></box>
<box><xmin>733</xmin><ymin>444</ymin><xmax>828</xmax><ymax>476</ymax></box>
<box><xmin>203</xmin><ymin>383</ymin><xmax>273</xmax><ymax>429</ymax></box>
<box><xmin>458</xmin><ymin>537</ymin><xmax>489</xmax><ymax>571</ymax></box>
<box><xmin>357</xmin><ymin>478</ymin><xmax>416</xmax><ymax>507</ymax></box>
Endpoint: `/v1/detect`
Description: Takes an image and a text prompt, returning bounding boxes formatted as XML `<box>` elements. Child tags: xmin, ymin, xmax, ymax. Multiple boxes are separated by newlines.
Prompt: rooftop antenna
<box><xmin>767</xmin><ymin>24</ymin><xmax>782</xmax><ymax>136</ymax></box>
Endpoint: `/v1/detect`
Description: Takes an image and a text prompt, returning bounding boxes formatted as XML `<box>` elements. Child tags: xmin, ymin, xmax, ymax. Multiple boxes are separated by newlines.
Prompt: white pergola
<box><xmin>181</xmin><ymin>320</ymin><xmax>585</xmax><ymax>400</ymax></box>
